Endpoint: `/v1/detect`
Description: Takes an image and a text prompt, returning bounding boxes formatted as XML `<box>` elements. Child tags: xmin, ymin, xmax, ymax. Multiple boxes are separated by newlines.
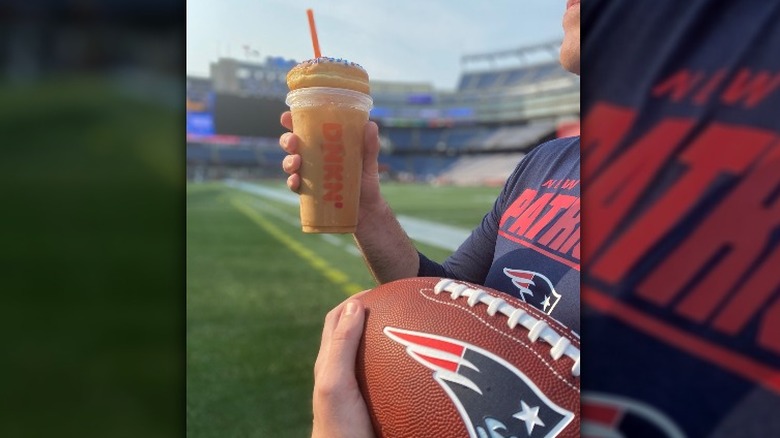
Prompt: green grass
<box><xmin>0</xmin><ymin>77</ymin><xmax>182</xmax><ymax>437</ymax></box>
<box><xmin>378</xmin><ymin>182</ymin><xmax>502</xmax><ymax>228</ymax></box>
<box><xmin>186</xmin><ymin>180</ymin><xmax>502</xmax><ymax>437</ymax></box>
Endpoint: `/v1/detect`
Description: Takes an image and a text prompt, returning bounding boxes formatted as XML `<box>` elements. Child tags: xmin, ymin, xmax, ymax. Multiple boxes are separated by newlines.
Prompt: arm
<box><xmin>416</xmin><ymin>200</ymin><xmax>501</xmax><ymax>284</ymax></box>
<box><xmin>417</xmin><ymin>159</ymin><xmax>525</xmax><ymax>284</ymax></box>
<box><xmin>353</xmin><ymin>200</ymin><xmax>419</xmax><ymax>284</ymax></box>
<box><xmin>280</xmin><ymin>113</ymin><xmax>418</xmax><ymax>283</ymax></box>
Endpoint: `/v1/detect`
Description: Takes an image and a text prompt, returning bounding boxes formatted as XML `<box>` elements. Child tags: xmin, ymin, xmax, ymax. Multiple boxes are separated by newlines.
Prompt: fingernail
<box><xmin>344</xmin><ymin>301</ymin><xmax>357</xmax><ymax>316</ymax></box>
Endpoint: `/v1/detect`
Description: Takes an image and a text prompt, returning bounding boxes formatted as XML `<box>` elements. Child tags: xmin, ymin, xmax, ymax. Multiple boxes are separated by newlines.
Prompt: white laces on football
<box><xmin>434</xmin><ymin>279</ymin><xmax>581</xmax><ymax>378</ymax></box>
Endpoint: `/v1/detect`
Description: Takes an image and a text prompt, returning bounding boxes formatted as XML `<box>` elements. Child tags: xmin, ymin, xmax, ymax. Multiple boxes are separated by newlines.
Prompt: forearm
<box><xmin>354</xmin><ymin>201</ymin><xmax>419</xmax><ymax>284</ymax></box>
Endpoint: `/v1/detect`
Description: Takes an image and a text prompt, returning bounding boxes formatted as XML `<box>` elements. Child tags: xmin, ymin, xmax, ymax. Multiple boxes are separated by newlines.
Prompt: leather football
<box><xmin>355</xmin><ymin>277</ymin><xmax>580</xmax><ymax>438</ymax></box>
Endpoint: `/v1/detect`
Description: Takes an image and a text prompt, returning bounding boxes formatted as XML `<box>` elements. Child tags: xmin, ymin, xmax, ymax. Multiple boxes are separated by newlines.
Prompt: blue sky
<box><xmin>187</xmin><ymin>0</ymin><xmax>567</xmax><ymax>90</ymax></box>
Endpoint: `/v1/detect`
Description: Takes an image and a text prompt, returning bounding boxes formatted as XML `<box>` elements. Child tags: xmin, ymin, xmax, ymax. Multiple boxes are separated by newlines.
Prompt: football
<box><xmin>355</xmin><ymin>277</ymin><xmax>580</xmax><ymax>438</ymax></box>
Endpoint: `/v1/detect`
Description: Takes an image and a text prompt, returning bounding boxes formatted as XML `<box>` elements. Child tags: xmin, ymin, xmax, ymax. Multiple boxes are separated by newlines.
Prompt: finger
<box><xmin>280</xmin><ymin>111</ymin><xmax>293</xmax><ymax>130</ymax></box>
<box><xmin>279</xmin><ymin>132</ymin><xmax>299</xmax><ymax>154</ymax></box>
<box><xmin>314</xmin><ymin>292</ymin><xmax>370</xmax><ymax>375</ymax></box>
<box><xmin>281</xmin><ymin>154</ymin><xmax>301</xmax><ymax>174</ymax></box>
<box><xmin>286</xmin><ymin>174</ymin><xmax>301</xmax><ymax>193</ymax></box>
<box><xmin>324</xmin><ymin>300</ymin><xmax>366</xmax><ymax>379</ymax></box>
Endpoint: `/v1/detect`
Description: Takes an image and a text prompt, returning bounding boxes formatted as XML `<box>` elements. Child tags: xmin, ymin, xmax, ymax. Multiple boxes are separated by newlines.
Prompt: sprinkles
<box><xmin>302</xmin><ymin>56</ymin><xmax>366</xmax><ymax>71</ymax></box>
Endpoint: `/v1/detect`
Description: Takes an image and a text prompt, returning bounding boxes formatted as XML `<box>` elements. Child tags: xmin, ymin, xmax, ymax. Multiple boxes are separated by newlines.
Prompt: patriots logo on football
<box><xmin>503</xmin><ymin>268</ymin><xmax>562</xmax><ymax>316</ymax></box>
<box><xmin>384</xmin><ymin>327</ymin><xmax>574</xmax><ymax>438</ymax></box>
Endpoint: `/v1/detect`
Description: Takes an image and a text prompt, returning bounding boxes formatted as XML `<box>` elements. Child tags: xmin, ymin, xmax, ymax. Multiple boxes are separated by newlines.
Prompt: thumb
<box><xmin>326</xmin><ymin>300</ymin><xmax>366</xmax><ymax>377</ymax></box>
<box><xmin>362</xmin><ymin>121</ymin><xmax>380</xmax><ymax>178</ymax></box>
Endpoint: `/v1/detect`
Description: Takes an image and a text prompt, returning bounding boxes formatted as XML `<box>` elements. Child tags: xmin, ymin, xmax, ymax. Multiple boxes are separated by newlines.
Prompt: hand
<box><xmin>279</xmin><ymin>112</ymin><xmax>385</xmax><ymax>216</ymax></box>
<box><xmin>312</xmin><ymin>298</ymin><xmax>375</xmax><ymax>438</ymax></box>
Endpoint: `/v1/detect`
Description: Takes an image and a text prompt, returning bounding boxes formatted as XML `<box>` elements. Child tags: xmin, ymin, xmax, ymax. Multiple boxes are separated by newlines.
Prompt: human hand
<box><xmin>311</xmin><ymin>298</ymin><xmax>375</xmax><ymax>438</ymax></box>
<box><xmin>278</xmin><ymin>112</ymin><xmax>384</xmax><ymax>215</ymax></box>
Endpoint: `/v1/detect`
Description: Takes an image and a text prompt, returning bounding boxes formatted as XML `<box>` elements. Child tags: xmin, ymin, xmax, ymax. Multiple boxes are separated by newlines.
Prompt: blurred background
<box><xmin>0</xmin><ymin>0</ymin><xmax>579</xmax><ymax>437</ymax></box>
<box><xmin>186</xmin><ymin>1</ymin><xmax>579</xmax><ymax>437</ymax></box>
<box><xmin>1</xmin><ymin>1</ymin><xmax>182</xmax><ymax>437</ymax></box>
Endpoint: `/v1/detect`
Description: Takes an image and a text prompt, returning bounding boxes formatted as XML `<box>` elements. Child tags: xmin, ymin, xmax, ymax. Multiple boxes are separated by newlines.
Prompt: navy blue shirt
<box><xmin>418</xmin><ymin>137</ymin><xmax>580</xmax><ymax>333</ymax></box>
<box><xmin>582</xmin><ymin>1</ymin><xmax>780</xmax><ymax>436</ymax></box>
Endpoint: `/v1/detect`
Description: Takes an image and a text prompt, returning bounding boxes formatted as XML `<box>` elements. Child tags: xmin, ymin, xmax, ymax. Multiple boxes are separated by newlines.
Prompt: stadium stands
<box><xmin>456</xmin><ymin>61</ymin><xmax>567</xmax><ymax>92</ymax></box>
<box><xmin>482</xmin><ymin>120</ymin><xmax>556</xmax><ymax>149</ymax></box>
<box><xmin>381</xmin><ymin>120</ymin><xmax>554</xmax><ymax>153</ymax></box>
<box><xmin>435</xmin><ymin>153</ymin><xmax>526</xmax><ymax>186</ymax></box>
<box><xmin>187</xmin><ymin>40</ymin><xmax>578</xmax><ymax>185</ymax></box>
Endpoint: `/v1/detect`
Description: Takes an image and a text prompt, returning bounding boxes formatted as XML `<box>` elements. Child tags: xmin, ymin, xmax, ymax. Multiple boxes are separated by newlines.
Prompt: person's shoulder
<box><xmin>530</xmin><ymin>136</ymin><xmax>580</xmax><ymax>157</ymax></box>
<box><xmin>522</xmin><ymin>136</ymin><xmax>580</xmax><ymax>165</ymax></box>
<box><xmin>503</xmin><ymin>136</ymin><xmax>580</xmax><ymax>187</ymax></box>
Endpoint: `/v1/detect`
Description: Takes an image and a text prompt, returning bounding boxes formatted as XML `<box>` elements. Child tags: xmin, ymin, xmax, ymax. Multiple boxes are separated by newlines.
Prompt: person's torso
<box><xmin>483</xmin><ymin>137</ymin><xmax>581</xmax><ymax>333</ymax></box>
<box><xmin>583</xmin><ymin>1</ymin><xmax>780</xmax><ymax>436</ymax></box>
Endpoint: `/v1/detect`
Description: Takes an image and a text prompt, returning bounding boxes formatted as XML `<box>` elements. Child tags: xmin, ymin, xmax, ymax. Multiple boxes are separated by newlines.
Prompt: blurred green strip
<box><xmin>0</xmin><ymin>76</ymin><xmax>183</xmax><ymax>438</ymax></box>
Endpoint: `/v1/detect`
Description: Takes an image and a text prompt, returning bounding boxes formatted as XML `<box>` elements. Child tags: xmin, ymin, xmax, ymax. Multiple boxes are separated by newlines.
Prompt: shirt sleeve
<box><xmin>416</xmin><ymin>157</ymin><xmax>529</xmax><ymax>283</ymax></box>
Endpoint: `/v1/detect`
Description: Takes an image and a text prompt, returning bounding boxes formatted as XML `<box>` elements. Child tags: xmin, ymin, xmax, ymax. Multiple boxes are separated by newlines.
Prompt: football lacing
<box><xmin>434</xmin><ymin>278</ymin><xmax>581</xmax><ymax>377</ymax></box>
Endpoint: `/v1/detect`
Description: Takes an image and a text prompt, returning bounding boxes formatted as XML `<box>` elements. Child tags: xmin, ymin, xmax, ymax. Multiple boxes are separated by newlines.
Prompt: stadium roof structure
<box><xmin>460</xmin><ymin>40</ymin><xmax>561</xmax><ymax>71</ymax></box>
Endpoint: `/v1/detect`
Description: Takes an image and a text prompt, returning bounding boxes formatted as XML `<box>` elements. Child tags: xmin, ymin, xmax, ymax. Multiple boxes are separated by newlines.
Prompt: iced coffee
<box><xmin>286</xmin><ymin>57</ymin><xmax>373</xmax><ymax>233</ymax></box>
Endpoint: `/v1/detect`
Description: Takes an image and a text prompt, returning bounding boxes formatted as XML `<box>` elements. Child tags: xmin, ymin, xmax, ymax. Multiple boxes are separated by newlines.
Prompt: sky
<box><xmin>187</xmin><ymin>0</ymin><xmax>567</xmax><ymax>91</ymax></box>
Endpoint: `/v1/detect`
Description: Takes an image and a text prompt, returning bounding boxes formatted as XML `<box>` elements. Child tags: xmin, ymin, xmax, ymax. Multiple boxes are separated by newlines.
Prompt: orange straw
<box><xmin>306</xmin><ymin>9</ymin><xmax>322</xmax><ymax>58</ymax></box>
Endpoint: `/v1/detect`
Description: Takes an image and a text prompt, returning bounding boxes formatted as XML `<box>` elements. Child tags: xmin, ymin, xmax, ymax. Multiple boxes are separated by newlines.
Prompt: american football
<box><xmin>355</xmin><ymin>277</ymin><xmax>580</xmax><ymax>438</ymax></box>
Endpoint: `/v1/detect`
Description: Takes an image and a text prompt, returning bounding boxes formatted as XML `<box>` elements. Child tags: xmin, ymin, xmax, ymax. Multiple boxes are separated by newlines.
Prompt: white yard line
<box><xmin>225</xmin><ymin>180</ymin><xmax>471</xmax><ymax>252</ymax></box>
<box><xmin>395</xmin><ymin>216</ymin><xmax>468</xmax><ymax>252</ymax></box>
<box><xmin>226</xmin><ymin>180</ymin><xmax>299</xmax><ymax>205</ymax></box>
<box><xmin>344</xmin><ymin>245</ymin><xmax>363</xmax><ymax>257</ymax></box>
<box><xmin>244</xmin><ymin>198</ymin><xmax>299</xmax><ymax>227</ymax></box>
<box><xmin>319</xmin><ymin>234</ymin><xmax>342</xmax><ymax>246</ymax></box>
<box><xmin>320</xmin><ymin>234</ymin><xmax>363</xmax><ymax>258</ymax></box>
<box><xmin>226</xmin><ymin>180</ymin><xmax>363</xmax><ymax>257</ymax></box>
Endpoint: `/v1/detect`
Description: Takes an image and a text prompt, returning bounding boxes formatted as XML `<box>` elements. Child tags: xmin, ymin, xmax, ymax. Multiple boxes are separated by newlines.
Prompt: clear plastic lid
<box><xmin>285</xmin><ymin>87</ymin><xmax>373</xmax><ymax>111</ymax></box>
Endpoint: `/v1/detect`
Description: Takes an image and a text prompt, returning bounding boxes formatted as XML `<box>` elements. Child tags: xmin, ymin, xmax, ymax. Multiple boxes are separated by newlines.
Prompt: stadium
<box><xmin>186</xmin><ymin>40</ymin><xmax>579</xmax><ymax>185</ymax></box>
<box><xmin>186</xmin><ymin>41</ymin><xmax>580</xmax><ymax>437</ymax></box>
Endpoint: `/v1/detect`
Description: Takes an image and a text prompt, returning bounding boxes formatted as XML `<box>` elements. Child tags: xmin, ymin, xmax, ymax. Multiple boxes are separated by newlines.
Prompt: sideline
<box><xmin>225</xmin><ymin>180</ymin><xmax>471</xmax><ymax>251</ymax></box>
<box><xmin>241</xmin><ymin>195</ymin><xmax>362</xmax><ymax>258</ymax></box>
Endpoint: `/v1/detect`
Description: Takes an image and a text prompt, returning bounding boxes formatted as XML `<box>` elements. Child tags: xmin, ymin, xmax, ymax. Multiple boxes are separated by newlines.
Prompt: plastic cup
<box><xmin>285</xmin><ymin>87</ymin><xmax>373</xmax><ymax>233</ymax></box>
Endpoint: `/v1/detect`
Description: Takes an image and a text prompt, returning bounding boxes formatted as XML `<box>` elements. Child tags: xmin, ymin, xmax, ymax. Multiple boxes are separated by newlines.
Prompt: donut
<box><xmin>286</xmin><ymin>57</ymin><xmax>370</xmax><ymax>94</ymax></box>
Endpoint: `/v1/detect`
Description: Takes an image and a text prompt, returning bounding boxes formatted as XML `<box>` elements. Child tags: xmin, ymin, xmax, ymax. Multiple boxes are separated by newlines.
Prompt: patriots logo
<box><xmin>385</xmin><ymin>327</ymin><xmax>574</xmax><ymax>438</ymax></box>
<box><xmin>503</xmin><ymin>268</ymin><xmax>562</xmax><ymax>316</ymax></box>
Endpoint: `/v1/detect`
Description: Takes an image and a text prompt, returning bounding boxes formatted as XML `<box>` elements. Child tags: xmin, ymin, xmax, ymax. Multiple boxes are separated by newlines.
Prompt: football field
<box><xmin>186</xmin><ymin>180</ymin><xmax>501</xmax><ymax>437</ymax></box>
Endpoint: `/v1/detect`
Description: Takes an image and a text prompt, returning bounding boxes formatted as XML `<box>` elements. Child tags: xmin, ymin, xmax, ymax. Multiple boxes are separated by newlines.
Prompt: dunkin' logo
<box><xmin>322</xmin><ymin>123</ymin><xmax>345</xmax><ymax>208</ymax></box>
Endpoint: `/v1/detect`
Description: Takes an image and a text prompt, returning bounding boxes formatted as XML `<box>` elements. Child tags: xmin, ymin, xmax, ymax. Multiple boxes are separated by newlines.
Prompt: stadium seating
<box><xmin>382</xmin><ymin>121</ymin><xmax>554</xmax><ymax>153</ymax></box>
<box><xmin>481</xmin><ymin>121</ymin><xmax>555</xmax><ymax>149</ymax></box>
<box><xmin>378</xmin><ymin>154</ymin><xmax>459</xmax><ymax>182</ymax></box>
<box><xmin>187</xmin><ymin>41</ymin><xmax>578</xmax><ymax>185</ymax></box>
<box><xmin>384</xmin><ymin>127</ymin><xmax>417</xmax><ymax>151</ymax></box>
<box><xmin>457</xmin><ymin>61</ymin><xmax>567</xmax><ymax>92</ymax></box>
<box><xmin>218</xmin><ymin>148</ymin><xmax>257</xmax><ymax>165</ymax></box>
<box><xmin>186</xmin><ymin>143</ymin><xmax>212</xmax><ymax>163</ymax></box>
<box><xmin>440</xmin><ymin>126</ymin><xmax>493</xmax><ymax>150</ymax></box>
<box><xmin>435</xmin><ymin>153</ymin><xmax>526</xmax><ymax>186</ymax></box>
